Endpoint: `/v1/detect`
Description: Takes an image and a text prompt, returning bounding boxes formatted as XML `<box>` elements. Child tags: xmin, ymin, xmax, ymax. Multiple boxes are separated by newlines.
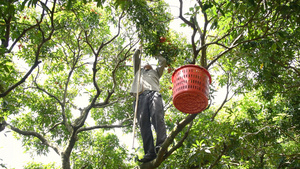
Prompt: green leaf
<box><xmin>271</xmin><ymin>43</ymin><xmax>277</xmax><ymax>51</ymax></box>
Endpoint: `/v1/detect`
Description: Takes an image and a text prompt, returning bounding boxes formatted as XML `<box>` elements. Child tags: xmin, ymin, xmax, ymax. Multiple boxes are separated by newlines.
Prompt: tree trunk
<box><xmin>61</xmin><ymin>151</ymin><xmax>71</xmax><ymax>169</ymax></box>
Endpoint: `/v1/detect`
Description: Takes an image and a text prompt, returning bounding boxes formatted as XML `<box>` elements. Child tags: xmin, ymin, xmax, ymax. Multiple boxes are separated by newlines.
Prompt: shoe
<box><xmin>138</xmin><ymin>154</ymin><xmax>157</xmax><ymax>163</ymax></box>
<box><xmin>155</xmin><ymin>146</ymin><xmax>161</xmax><ymax>154</ymax></box>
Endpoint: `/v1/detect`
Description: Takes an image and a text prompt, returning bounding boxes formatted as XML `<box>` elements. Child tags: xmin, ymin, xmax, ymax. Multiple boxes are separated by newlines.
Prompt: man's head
<box><xmin>144</xmin><ymin>64</ymin><xmax>153</xmax><ymax>70</ymax></box>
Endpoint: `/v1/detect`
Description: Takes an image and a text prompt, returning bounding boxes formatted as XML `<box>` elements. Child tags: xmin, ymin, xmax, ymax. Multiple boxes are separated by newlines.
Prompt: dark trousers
<box><xmin>134</xmin><ymin>90</ymin><xmax>167</xmax><ymax>156</ymax></box>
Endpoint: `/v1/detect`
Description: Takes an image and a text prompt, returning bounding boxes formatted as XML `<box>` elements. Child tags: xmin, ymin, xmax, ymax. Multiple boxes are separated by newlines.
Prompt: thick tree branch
<box><xmin>77</xmin><ymin>124</ymin><xmax>131</xmax><ymax>133</ymax></box>
<box><xmin>33</xmin><ymin>69</ymin><xmax>73</xmax><ymax>133</ymax></box>
<box><xmin>0</xmin><ymin>0</ymin><xmax>55</xmax><ymax>98</ymax></box>
<box><xmin>74</xmin><ymin>11</ymin><xmax>126</xmax><ymax>130</ymax></box>
<box><xmin>197</xmin><ymin>31</ymin><xmax>231</xmax><ymax>52</ymax></box>
<box><xmin>163</xmin><ymin>120</ymin><xmax>193</xmax><ymax>159</ymax></box>
<box><xmin>178</xmin><ymin>0</ymin><xmax>198</xmax><ymax>64</ymax></box>
<box><xmin>191</xmin><ymin>19</ymin><xmax>199</xmax><ymax>64</ymax></box>
<box><xmin>33</xmin><ymin>67</ymin><xmax>61</xmax><ymax>104</ymax></box>
<box><xmin>1</xmin><ymin>16</ymin><xmax>12</xmax><ymax>48</ymax></box>
<box><xmin>61</xmin><ymin>35</ymin><xmax>84</xmax><ymax>132</ymax></box>
<box><xmin>207</xmin><ymin>33</ymin><xmax>243</xmax><ymax>68</ymax></box>
<box><xmin>72</xmin><ymin>56</ymin><xmax>100</xmax><ymax>130</ymax></box>
<box><xmin>178</xmin><ymin>0</ymin><xmax>195</xmax><ymax>28</ymax></box>
<box><xmin>140</xmin><ymin>114</ymin><xmax>198</xmax><ymax>169</ymax></box>
<box><xmin>48</xmin><ymin>121</ymin><xmax>63</xmax><ymax>132</ymax></box>
<box><xmin>197</xmin><ymin>0</ymin><xmax>209</xmax><ymax>67</ymax></box>
<box><xmin>207</xmin><ymin>10</ymin><xmax>287</xmax><ymax>69</ymax></box>
<box><xmin>0</xmin><ymin>60</ymin><xmax>41</xmax><ymax>98</ymax></box>
<box><xmin>111</xmin><ymin>40</ymin><xmax>139</xmax><ymax>89</ymax></box>
<box><xmin>62</xmin><ymin>129</ymin><xmax>77</xmax><ymax>169</ymax></box>
<box><xmin>102</xmin><ymin>11</ymin><xmax>125</xmax><ymax>48</ymax></box>
<box><xmin>7</xmin><ymin>123</ymin><xmax>61</xmax><ymax>155</ymax></box>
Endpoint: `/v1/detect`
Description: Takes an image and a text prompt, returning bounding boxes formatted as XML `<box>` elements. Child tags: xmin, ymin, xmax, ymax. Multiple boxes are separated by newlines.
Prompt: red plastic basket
<box><xmin>172</xmin><ymin>65</ymin><xmax>211</xmax><ymax>114</ymax></box>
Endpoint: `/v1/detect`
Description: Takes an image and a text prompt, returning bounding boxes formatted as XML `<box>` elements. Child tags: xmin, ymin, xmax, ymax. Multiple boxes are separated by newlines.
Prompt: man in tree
<box><xmin>131</xmin><ymin>46</ymin><xmax>167</xmax><ymax>163</ymax></box>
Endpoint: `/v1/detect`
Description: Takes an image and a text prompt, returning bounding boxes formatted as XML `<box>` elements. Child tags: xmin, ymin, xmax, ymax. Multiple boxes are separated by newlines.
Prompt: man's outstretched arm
<box><xmin>133</xmin><ymin>48</ymin><xmax>141</xmax><ymax>74</ymax></box>
<box><xmin>155</xmin><ymin>54</ymin><xmax>167</xmax><ymax>78</ymax></box>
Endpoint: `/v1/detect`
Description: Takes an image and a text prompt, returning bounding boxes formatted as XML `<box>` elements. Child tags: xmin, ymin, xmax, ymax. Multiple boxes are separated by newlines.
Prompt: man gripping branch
<box><xmin>130</xmin><ymin>46</ymin><xmax>167</xmax><ymax>163</ymax></box>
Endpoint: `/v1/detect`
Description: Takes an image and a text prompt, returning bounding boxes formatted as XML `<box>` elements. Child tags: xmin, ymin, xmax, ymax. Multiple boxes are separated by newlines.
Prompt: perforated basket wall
<box><xmin>171</xmin><ymin>65</ymin><xmax>211</xmax><ymax>114</ymax></box>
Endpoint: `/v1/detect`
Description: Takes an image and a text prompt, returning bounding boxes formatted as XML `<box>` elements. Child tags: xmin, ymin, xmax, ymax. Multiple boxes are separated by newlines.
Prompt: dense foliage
<box><xmin>1</xmin><ymin>0</ymin><xmax>299</xmax><ymax>168</ymax></box>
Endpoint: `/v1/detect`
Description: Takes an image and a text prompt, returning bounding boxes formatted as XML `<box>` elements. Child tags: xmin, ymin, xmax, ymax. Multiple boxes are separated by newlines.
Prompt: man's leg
<box><xmin>150</xmin><ymin>92</ymin><xmax>167</xmax><ymax>148</ymax></box>
<box><xmin>136</xmin><ymin>94</ymin><xmax>156</xmax><ymax>158</ymax></box>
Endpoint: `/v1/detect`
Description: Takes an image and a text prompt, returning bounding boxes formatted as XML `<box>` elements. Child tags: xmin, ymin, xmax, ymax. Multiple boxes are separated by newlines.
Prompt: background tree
<box><xmin>140</xmin><ymin>0</ymin><xmax>299</xmax><ymax>168</ymax></box>
<box><xmin>1</xmin><ymin>0</ymin><xmax>299</xmax><ymax>168</ymax></box>
<box><xmin>150</xmin><ymin>0</ymin><xmax>299</xmax><ymax>168</ymax></box>
<box><xmin>1</xmin><ymin>0</ymin><xmax>174</xmax><ymax>168</ymax></box>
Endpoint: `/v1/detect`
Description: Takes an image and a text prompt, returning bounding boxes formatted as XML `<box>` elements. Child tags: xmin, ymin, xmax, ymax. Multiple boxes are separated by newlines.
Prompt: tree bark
<box><xmin>61</xmin><ymin>151</ymin><xmax>71</xmax><ymax>169</ymax></box>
